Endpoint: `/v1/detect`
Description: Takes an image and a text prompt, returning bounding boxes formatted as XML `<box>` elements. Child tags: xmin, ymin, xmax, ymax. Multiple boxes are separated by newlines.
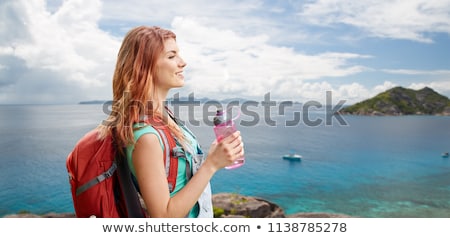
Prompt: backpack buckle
<box><xmin>171</xmin><ymin>147</ymin><xmax>185</xmax><ymax>158</ymax></box>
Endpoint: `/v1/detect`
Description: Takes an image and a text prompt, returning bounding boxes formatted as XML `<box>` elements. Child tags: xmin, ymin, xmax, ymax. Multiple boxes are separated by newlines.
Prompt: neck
<box><xmin>154</xmin><ymin>88</ymin><xmax>170</xmax><ymax>116</ymax></box>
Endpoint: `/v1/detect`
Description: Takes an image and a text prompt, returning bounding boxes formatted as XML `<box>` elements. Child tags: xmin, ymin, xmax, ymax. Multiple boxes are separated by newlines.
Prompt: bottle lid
<box><xmin>213</xmin><ymin>109</ymin><xmax>225</xmax><ymax>126</ymax></box>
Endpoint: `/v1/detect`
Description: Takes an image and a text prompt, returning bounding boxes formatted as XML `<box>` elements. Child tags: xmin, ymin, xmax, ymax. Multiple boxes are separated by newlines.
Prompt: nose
<box><xmin>178</xmin><ymin>56</ymin><xmax>187</xmax><ymax>68</ymax></box>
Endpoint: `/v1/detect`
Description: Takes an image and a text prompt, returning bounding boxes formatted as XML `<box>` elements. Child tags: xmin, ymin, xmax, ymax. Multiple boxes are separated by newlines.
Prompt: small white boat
<box><xmin>282</xmin><ymin>153</ymin><xmax>302</xmax><ymax>161</ymax></box>
<box><xmin>442</xmin><ymin>152</ymin><xmax>449</xmax><ymax>158</ymax></box>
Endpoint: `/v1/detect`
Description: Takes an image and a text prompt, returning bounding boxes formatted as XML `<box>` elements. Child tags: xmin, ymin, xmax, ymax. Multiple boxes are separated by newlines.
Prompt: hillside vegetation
<box><xmin>338</xmin><ymin>86</ymin><xmax>450</xmax><ymax>116</ymax></box>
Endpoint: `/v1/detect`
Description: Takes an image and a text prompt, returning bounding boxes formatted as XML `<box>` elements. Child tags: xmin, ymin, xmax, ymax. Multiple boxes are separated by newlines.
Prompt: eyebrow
<box><xmin>166</xmin><ymin>50</ymin><xmax>178</xmax><ymax>55</ymax></box>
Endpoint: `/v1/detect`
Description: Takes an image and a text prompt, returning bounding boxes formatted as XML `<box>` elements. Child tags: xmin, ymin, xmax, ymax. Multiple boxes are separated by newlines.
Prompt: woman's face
<box><xmin>155</xmin><ymin>38</ymin><xmax>186</xmax><ymax>90</ymax></box>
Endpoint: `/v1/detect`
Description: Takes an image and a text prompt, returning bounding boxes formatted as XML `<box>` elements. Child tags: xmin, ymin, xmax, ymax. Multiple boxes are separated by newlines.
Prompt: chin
<box><xmin>174</xmin><ymin>82</ymin><xmax>184</xmax><ymax>88</ymax></box>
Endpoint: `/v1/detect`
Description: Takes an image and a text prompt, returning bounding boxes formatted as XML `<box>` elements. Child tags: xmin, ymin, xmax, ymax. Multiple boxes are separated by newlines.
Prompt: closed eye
<box><xmin>167</xmin><ymin>50</ymin><xmax>178</xmax><ymax>59</ymax></box>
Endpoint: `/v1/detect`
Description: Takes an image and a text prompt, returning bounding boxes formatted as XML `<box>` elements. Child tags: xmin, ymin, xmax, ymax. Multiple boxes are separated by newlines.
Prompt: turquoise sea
<box><xmin>0</xmin><ymin>104</ymin><xmax>449</xmax><ymax>217</ymax></box>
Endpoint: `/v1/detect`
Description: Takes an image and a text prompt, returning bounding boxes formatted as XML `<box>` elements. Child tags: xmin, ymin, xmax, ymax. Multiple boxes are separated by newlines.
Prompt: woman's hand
<box><xmin>204</xmin><ymin>131</ymin><xmax>245</xmax><ymax>171</ymax></box>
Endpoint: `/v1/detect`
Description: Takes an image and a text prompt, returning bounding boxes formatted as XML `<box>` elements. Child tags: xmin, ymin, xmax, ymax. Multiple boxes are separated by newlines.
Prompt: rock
<box><xmin>4</xmin><ymin>212</ymin><xmax>75</xmax><ymax>218</ymax></box>
<box><xmin>438</xmin><ymin>106</ymin><xmax>450</xmax><ymax>116</ymax></box>
<box><xmin>212</xmin><ymin>193</ymin><xmax>285</xmax><ymax>218</ymax></box>
<box><xmin>287</xmin><ymin>212</ymin><xmax>354</xmax><ymax>218</ymax></box>
<box><xmin>212</xmin><ymin>193</ymin><xmax>353</xmax><ymax>218</ymax></box>
<box><xmin>3</xmin><ymin>193</ymin><xmax>353</xmax><ymax>218</ymax></box>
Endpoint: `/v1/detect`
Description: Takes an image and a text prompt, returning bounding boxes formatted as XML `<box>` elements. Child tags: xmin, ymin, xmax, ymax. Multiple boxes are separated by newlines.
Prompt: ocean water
<box><xmin>0</xmin><ymin>104</ymin><xmax>449</xmax><ymax>218</ymax></box>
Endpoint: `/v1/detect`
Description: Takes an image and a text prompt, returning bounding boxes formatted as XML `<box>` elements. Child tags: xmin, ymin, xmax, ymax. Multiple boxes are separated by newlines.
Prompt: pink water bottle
<box><xmin>213</xmin><ymin>109</ymin><xmax>245</xmax><ymax>169</ymax></box>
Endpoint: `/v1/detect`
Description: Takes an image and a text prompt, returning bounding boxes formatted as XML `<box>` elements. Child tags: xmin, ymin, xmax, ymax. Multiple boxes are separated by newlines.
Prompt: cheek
<box><xmin>157</xmin><ymin>62</ymin><xmax>173</xmax><ymax>75</ymax></box>
<box><xmin>154</xmin><ymin>67</ymin><xmax>170</xmax><ymax>84</ymax></box>
<box><xmin>154</xmin><ymin>63</ymin><xmax>165</xmax><ymax>79</ymax></box>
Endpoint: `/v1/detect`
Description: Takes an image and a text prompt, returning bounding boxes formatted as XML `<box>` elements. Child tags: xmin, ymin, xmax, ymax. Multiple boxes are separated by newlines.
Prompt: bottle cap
<box><xmin>213</xmin><ymin>109</ymin><xmax>225</xmax><ymax>126</ymax></box>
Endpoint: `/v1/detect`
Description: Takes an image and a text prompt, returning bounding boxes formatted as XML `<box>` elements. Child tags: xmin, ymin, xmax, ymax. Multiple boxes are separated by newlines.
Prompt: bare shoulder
<box><xmin>136</xmin><ymin>132</ymin><xmax>160</xmax><ymax>146</ymax></box>
<box><xmin>133</xmin><ymin>133</ymin><xmax>163</xmax><ymax>160</ymax></box>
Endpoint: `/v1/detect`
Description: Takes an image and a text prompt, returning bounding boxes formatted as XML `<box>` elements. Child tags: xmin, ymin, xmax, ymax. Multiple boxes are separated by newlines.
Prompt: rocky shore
<box><xmin>3</xmin><ymin>193</ymin><xmax>352</xmax><ymax>218</ymax></box>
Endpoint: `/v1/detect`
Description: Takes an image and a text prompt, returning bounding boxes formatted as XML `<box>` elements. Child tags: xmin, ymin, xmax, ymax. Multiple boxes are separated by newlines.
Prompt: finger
<box><xmin>238</xmin><ymin>142</ymin><xmax>244</xmax><ymax>155</ymax></box>
<box><xmin>220</xmin><ymin>131</ymin><xmax>241</xmax><ymax>144</ymax></box>
<box><xmin>232</xmin><ymin>142</ymin><xmax>244</xmax><ymax>157</ymax></box>
<box><xmin>229</xmin><ymin>139</ymin><xmax>243</xmax><ymax>156</ymax></box>
<box><xmin>227</xmin><ymin>133</ymin><xmax>242</xmax><ymax>148</ymax></box>
<box><xmin>231</xmin><ymin>137</ymin><xmax>243</xmax><ymax>150</ymax></box>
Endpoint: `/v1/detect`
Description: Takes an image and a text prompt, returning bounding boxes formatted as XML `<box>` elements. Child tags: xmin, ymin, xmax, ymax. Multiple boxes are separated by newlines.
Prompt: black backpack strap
<box><xmin>112</xmin><ymin>128</ymin><xmax>146</xmax><ymax>218</ymax></box>
<box><xmin>115</xmin><ymin>147</ymin><xmax>146</xmax><ymax>218</ymax></box>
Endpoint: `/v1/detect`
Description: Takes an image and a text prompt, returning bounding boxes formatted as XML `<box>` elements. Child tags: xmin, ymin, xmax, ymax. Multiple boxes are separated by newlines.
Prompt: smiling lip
<box><xmin>176</xmin><ymin>71</ymin><xmax>184</xmax><ymax>79</ymax></box>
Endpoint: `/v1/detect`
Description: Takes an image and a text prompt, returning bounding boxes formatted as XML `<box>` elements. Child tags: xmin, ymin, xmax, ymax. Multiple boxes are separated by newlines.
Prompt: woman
<box><xmin>99</xmin><ymin>26</ymin><xmax>244</xmax><ymax>218</ymax></box>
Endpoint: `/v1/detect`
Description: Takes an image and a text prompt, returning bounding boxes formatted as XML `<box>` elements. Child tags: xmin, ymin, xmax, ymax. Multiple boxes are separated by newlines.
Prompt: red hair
<box><xmin>99</xmin><ymin>26</ymin><xmax>184</xmax><ymax>148</ymax></box>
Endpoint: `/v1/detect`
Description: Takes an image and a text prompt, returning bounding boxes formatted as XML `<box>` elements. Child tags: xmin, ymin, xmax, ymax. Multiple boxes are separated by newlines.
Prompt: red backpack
<box><xmin>66</xmin><ymin>125</ymin><xmax>180</xmax><ymax>218</ymax></box>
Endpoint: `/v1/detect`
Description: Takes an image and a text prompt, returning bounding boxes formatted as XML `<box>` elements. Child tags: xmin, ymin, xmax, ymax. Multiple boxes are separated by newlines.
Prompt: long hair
<box><xmin>98</xmin><ymin>26</ymin><xmax>185</xmax><ymax>148</ymax></box>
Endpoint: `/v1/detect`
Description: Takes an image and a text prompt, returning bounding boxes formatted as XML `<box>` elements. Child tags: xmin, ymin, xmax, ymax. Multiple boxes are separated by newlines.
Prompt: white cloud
<box><xmin>172</xmin><ymin>17</ymin><xmax>370</xmax><ymax>101</ymax></box>
<box><xmin>382</xmin><ymin>69</ymin><xmax>450</xmax><ymax>76</ymax></box>
<box><xmin>299</xmin><ymin>0</ymin><xmax>450</xmax><ymax>43</ymax></box>
<box><xmin>373</xmin><ymin>81</ymin><xmax>398</xmax><ymax>93</ymax></box>
<box><xmin>19</xmin><ymin>0</ymin><xmax>118</xmax><ymax>86</ymax></box>
<box><xmin>409</xmin><ymin>81</ymin><xmax>450</xmax><ymax>94</ymax></box>
<box><xmin>0</xmin><ymin>0</ymin><xmax>120</xmax><ymax>103</ymax></box>
<box><xmin>100</xmin><ymin>0</ymin><xmax>264</xmax><ymax>31</ymax></box>
<box><xmin>336</xmin><ymin>83</ymin><xmax>372</xmax><ymax>102</ymax></box>
<box><xmin>0</xmin><ymin>0</ymin><xmax>449</xmax><ymax>104</ymax></box>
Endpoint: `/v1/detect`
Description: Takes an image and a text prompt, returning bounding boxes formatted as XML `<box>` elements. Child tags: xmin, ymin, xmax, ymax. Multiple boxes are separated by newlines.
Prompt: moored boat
<box><xmin>282</xmin><ymin>153</ymin><xmax>302</xmax><ymax>161</ymax></box>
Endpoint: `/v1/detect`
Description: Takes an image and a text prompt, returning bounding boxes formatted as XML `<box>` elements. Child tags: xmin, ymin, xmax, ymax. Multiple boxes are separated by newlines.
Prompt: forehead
<box><xmin>163</xmin><ymin>38</ymin><xmax>178</xmax><ymax>52</ymax></box>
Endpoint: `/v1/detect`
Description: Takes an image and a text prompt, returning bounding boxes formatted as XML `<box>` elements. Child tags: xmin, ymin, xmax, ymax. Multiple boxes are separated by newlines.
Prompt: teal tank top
<box><xmin>126</xmin><ymin>124</ymin><xmax>200</xmax><ymax>217</ymax></box>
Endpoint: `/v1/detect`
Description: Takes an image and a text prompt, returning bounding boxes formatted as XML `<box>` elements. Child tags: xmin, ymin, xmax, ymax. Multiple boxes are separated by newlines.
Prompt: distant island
<box><xmin>338</xmin><ymin>86</ymin><xmax>450</xmax><ymax>116</ymax></box>
<box><xmin>78</xmin><ymin>97</ymin><xmax>251</xmax><ymax>105</ymax></box>
<box><xmin>78</xmin><ymin>100</ymin><xmax>109</xmax><ymax>105</ymax></box>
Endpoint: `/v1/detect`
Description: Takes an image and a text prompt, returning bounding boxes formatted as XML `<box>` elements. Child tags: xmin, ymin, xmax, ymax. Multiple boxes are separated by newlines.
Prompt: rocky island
<box><xmin>338</xmin><ymin>86</ymin><xmax>450</xmax><ymax>116</ymax></box>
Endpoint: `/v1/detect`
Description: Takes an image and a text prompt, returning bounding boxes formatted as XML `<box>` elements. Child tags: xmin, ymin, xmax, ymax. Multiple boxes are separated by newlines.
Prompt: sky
<box><xmin>1</xmin><ymin>0</ymin><xmax>450</xmax><ymax>105</ymax></box>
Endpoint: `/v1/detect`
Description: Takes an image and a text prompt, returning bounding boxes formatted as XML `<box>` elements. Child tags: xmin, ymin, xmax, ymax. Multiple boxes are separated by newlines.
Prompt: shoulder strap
<box><xmin>163</xmin><ymin>107</ymin><xmax>194</xmax><ymax>181</ymax></box>
<box><xmin>75</xmin><ymin>162</ymin><xmax>117</xmax><ymax>196</ymax></box>
<box><xmin>143</xmin><ymin>111</ymin><xmax>191</xmax><ymax>193</ymax></box>
<box><xmin>116</xmin><ymin>148</ymin><xmax>146</xmax><ymax>218</ymax></box>
<box><xmin>112</xmin><ymin>129</ymin><xmax>146</xmax><ymax>218</ymax></box>
<box><xmin>154</xmin><ymin>126</ymin><xmax>179</xmax><ymax>193</ymax></box>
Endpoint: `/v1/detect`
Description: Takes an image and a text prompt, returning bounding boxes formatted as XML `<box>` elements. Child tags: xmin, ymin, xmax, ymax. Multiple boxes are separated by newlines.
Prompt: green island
<box><xmin>338</xmin><ymin>86</ymin><xmax>450</xmax><ymax>116</ymax></box>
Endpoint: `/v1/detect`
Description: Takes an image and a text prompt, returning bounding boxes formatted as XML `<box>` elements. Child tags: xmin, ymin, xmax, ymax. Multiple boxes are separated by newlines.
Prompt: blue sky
<box><xmin>1</xmin><ymin>0</ymin><xmax>450</xmax><ymax>105</ymax></box>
